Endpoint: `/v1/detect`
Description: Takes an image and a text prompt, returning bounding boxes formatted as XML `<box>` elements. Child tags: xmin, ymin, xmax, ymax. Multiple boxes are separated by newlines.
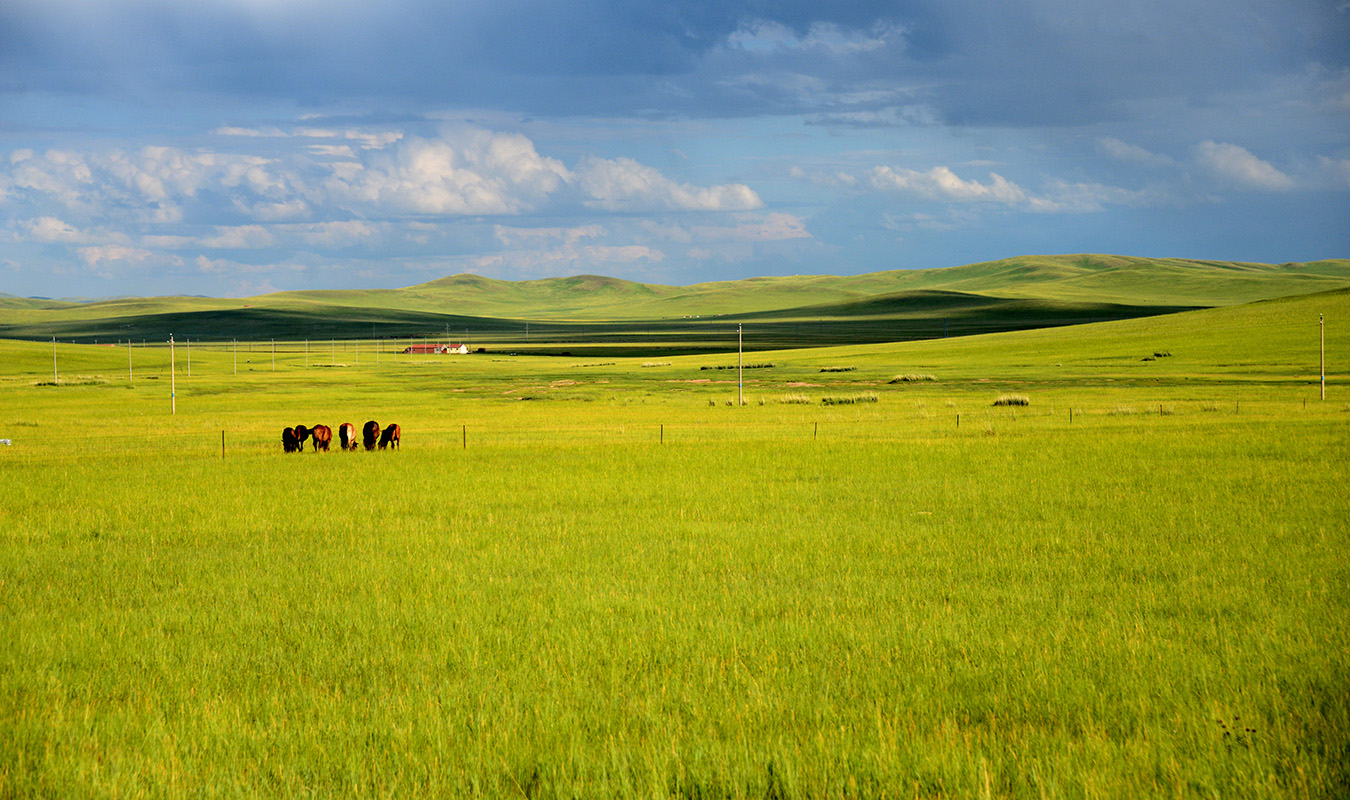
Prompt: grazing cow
<box><xmin>282</xmin><ymin>427</ymin><xmax>299</xmax><ymax>453</ymax></box>
<box><xmin>309</xmin><ymin>424</ymin><xmax>332</xmax><ymax>452</ymax></box>
<box><xmin>362</xmin><ymin>420</ymin><xmax>380</xmax><ymax>451</ymax></box>
<box><xmin>293</xmin><ymin>424</ymin><xmax>310</xmax><ymax>452</ymax></box>
<box><xmin>379</xmin><ymin>423</ymin><xmax>401</xmax><ymax>450</ymax></box>
<box><xmin>338</xmin><ymin>423</ymin><xmax>357</xmax><ymax>451</ymax></box>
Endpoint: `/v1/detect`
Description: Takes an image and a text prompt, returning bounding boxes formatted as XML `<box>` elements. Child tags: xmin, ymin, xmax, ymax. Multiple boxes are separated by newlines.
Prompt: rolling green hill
<box><xmin>1</xmin><ymin>254</ymin><xmax>1345</xmax><ymax>350</ymax></box>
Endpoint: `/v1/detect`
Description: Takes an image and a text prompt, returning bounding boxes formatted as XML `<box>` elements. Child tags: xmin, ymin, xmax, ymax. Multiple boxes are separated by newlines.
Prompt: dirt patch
<box><xmin>786</xmin><ymin>382</ymin><xmax>824</xmax><ymax>388</ymax></box>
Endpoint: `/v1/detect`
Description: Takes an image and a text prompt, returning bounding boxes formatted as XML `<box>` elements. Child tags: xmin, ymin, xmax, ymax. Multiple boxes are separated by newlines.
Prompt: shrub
<box><xmin>778</xmin><ymin>394</ymin><xmax>812</xmax><ymax>405</ymax></box>
<box><xmin>821</xmin><ymin>393</ymin><xmax>879</xmax><ymax>406</ymax></box>
<box><xmin>992</xmin><ymin>394</ymin><xmax>1029</xmax><ymax>407</ymax></box>
<box><xmin>820</xmin><ymin>366</ymin><xmax>856</xmax><ymax>373</ymax></box>
<box><xmin>889</xmin><ymin>374</ymin><xmax>937</xmax><ymax>383</ymax></box>
<box><xmin>641</xmin><ymin>362</ymin><xmax>671</xmax><ymax>368</ymax></box>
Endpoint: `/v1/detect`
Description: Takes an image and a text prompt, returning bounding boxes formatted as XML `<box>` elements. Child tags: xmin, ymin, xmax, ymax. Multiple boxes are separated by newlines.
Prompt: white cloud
<box><xmin>78</xmin><ymin>245</ymin><xmax>159</xmax><ymax>267</ymax></box>
<box><xmin>200</xmin><ymin>225</ymin><xmax>275</xmax><ymax>249</ymax></box>
<box><xmin>214</xmin><ymin>126</ymin><xmax>286</xmax><ymax>138</ymax></box>
<box><xmin>17</xmin><ymin>216</ymin><xmax>97</xmax><ymax>244</ymax></box>
<box><xmin>869</xmin><ymin>165</ymin><xmax>1029</xmax><ymax>204</ymax></box>
<box><xmin>577</xmin><ymin>156</ymin><xmax>762</xmax><ymax>211</ymax></box>
<box><xmin>1097</xmin><ymin>137</ymin><xmax>1174</xmax><ymax>168</ymax></box>
<box><xmin>330</xmin><ymin>130</ymin><xmax>571</xmax><ymax>215</ymax></box>
<box><xmin>1195</xmin><ymin>141</ymin><xmax>1295</xmax><ymax>191</ymax></box>
<box><xmin>1030</xmin><ymin>180</ymin><xmax>1165</xmax><ymax>213</ymax></box>
<box><xmin>250</xmin><ymin>198</ymin><xmax>311</xmax><ymax>221</ymax></box>
<box><xmin>345</xmin><ymin>130</ymin><xmax>403</xmax><ymax>150</ymax></box>
<box><xmin>309</xmin><ymin>144</ymin><xmax>357</xmax><ymax>159</ymax></box>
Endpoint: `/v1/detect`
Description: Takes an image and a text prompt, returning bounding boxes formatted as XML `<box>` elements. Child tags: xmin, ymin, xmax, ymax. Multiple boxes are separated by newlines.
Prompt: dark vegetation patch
<box><xmin>701</xmin><ymin>363</ymin><xmax>774</xmax><ymax>371</ymax></box>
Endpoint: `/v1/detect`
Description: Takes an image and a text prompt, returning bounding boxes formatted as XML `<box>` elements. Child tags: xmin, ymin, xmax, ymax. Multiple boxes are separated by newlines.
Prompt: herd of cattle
<box><xmin>282</xmin><ymin>420</ymin><xmax>400</xmax><ymax>452</ymax></box>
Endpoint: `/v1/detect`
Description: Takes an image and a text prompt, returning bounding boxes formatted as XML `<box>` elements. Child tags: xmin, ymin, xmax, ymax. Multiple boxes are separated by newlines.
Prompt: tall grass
<box><xmin>0</xmin><ymin>300</ymin><xmax>1347</xmax><ymax>798</ymax></box>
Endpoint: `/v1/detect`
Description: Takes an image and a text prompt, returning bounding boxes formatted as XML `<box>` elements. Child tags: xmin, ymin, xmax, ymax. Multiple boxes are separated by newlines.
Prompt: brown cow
<box><xmin>378</xmin><ymin>423</ymin><xmax>401</xmax><ymax>450</ymax></box>
<box><xmin>292</xmin><ymin>424</ymin><xmax>310</xmax><ymax>452</ymax></box>
<box><xmin>338</xmin><ymin>423</ymin><xmax>357</xmax><ymax>451</ymax></box>
<box><xmin>309</xmin><ymin>424</ymin><xmax>332</xmax><ymax>452</ymax></box>
<box><xmin>282</xmin><ymin>427</ymin><xmax>299</xmax><ymax>453</ymax></box>
<box><xmin>362</xmin><ymin>420</ymin><xmax>380</xmax><ymax>451</ymax></box>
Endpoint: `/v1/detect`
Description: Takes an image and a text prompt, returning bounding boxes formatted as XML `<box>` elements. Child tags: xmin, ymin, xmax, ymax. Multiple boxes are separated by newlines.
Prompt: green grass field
<box><xmin>5</xmin><ymin>255</ymin><xmax>1349</xmax><ymax>353</ymax></box>
<box><xmin>1</xmin><ymin>285</ymin><xmax>1347</xmax><ymax>798</ymax></box>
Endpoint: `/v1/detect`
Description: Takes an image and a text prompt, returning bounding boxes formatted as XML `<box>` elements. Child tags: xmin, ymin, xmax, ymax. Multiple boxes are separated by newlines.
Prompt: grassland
<box><xmin>0</xmin><ymin>285</ymin><xmax>1347</xmax><ymax>798</ymax></box>
<box><xmin>3</xmin><ymin>255</ymin><xmax>1348</xmax><ymax>353</ymax></box>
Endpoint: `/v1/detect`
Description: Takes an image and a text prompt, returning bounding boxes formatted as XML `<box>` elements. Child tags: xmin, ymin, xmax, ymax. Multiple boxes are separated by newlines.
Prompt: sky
<box><xmin>1</xmin><ymin>0</ymin><xmax>1348</xmax><ymax>298</ymax></box>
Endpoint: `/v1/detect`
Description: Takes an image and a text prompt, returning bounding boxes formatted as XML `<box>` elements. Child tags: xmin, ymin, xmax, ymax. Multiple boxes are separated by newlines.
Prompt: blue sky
<box><xmin>1</xmin><ymin>0</ymin><xmax>1347</xmax><ymax>298</ymax></box>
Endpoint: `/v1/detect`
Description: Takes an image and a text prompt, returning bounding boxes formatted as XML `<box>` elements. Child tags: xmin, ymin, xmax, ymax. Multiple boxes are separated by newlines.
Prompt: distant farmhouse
<box><xmin>402</xmin><ymin>343</ymin><xmax>469</xmax><ymax>355</ymax></box>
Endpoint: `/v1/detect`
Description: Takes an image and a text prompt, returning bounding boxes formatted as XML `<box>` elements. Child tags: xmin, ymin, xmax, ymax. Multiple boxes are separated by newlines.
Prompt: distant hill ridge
<box><xmin>2</xmin><ymin>254</ymin><xmax>1347</xmax><ymax>347</ymax></box>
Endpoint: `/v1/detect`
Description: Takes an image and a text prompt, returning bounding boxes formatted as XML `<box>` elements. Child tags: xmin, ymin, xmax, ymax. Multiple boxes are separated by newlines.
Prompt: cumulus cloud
<box><xmin>328</xmin><ymin>131</ymin><xmax>571</xmax><ymax>215</ymax></box>
<box><xmin>16</xmin><ymin>216</ymin><xmax>99</xmax><ymax>244</ymax></box>
<box><xmin>576</xmin><ymin>157</ymin><xmax>762</xmax><ymax>212</ymax></box>
<box><xmin>78</xmin><ymin>244</ymin><xmax>160</xmax><ymax>267</ymax></box>
<box><xmin>3</xmin><ymin>127</ymin><xmax>759</xmax><ymax>234</ymax></box>
<box><xmin>869</xmin><ymin>165</ymin><xmax>1029</xmax><ymax>205</ymax></box>
<box><xmin>1195</xmin><ymin>141</ymin><xmax>1295</xmax><ymax>191</ymax></box>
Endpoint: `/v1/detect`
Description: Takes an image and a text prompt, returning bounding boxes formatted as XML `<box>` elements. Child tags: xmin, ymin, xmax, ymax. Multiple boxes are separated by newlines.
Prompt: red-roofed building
<box><xmin>401</xmin><ymin>343</ymin><xmax>469</xmax><ymax>355</ymax></box>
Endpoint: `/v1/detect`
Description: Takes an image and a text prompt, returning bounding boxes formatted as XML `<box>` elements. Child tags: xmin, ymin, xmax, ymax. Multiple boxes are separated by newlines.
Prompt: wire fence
<box><xmin>1</xmin><ymin>399</ymin><xmax>1337</xmax><ymax>465</ymax></box>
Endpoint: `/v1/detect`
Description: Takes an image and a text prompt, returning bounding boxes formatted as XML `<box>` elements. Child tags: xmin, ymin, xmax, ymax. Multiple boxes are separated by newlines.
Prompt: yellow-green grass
<box><xmin>0</xmin><ymin>290</ymin><xmax>1347</xmax><ymax>798</ymax></box>
<box><xmin>5</xmin><ymin>255</ymin><xmax>1348</xmax><ymax>349</ymax></box>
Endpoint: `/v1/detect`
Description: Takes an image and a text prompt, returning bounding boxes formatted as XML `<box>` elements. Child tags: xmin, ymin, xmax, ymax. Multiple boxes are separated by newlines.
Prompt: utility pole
<box><xmin>51</xmin><ymin>337</ymin><xmax>57</xmax><ymax>385</ymax></box>
<box><xmin>128</xmin><ymin>339</ymin><xmax>133</xmax><ymax>383</ymax></box>
<box><xmin>1321</xmin><ymin>314</ymin><xmax>1326</xmax><ymax>400</ymax></box>
<box><xmin>738</xmin><ymin>323</ymin><xmax>744</xmax><ymax>407</ymax></box>
<box><xmin>170</xmin><ymin>334</ymin><xmax>176</xmax><ymax>415</ymax></box>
